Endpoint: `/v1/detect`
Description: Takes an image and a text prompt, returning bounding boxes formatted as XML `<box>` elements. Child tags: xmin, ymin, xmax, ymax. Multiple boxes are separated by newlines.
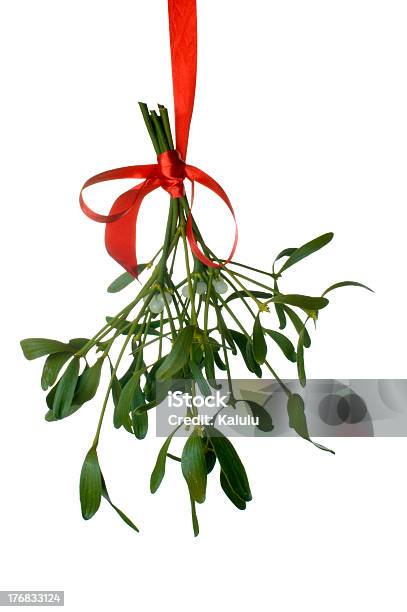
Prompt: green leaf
<box><xmin>133</xmin><ymin>400</ymin><xmax>157</xmax><ymax>415</ymax></box>
<box><xmin>79</xmin><ymin>447</ymin><xmax>102</xmax><ymax>520</ymax></box>
<box><xmin>225</xmin><ymin>290</ymin><xmax>273</xmax><ymax>304</ymax></box>
<box><xmin>190</xmin><ymin>360</ymin><xmax>212</xmax><ymax>397</ymax></box>
<box><xmin>287</xmin><ymin>394</ymin><xmax>309</xmax><ymax>439</ymax></box>
<box><xmin>156</xmin><ymin>325</ymin><xmax>195</xmax><ymax>380</ymax></box>
<box><xmin>118</xmin><ymin>356</ymin><xmax>138</xmax><ymax>388</ymax></box>
<box><xmin>274</xmin><ymin>303</ymin><xmax>287</xmax><ymax>330</ymax></box>
<box><xmin>68</xmin><ymin>338</ymin><xmax>90</xmax><ymax>351</ymax></box>
<box><xmin>150</xmin><ymin>427</ymin><xmax>179</xmax><ymax>493</ymax></box>
<box><xmin>245</xmin><ymin>341</ymin><xmax>263</xmax><ymax>378</ymax></box>
<box><xmin>203</xmin><ymin>343</ymin><xmax>220</xmax><ymax>389</ymax></box>
<box><xmin>206</xmin><ymin>426</ymin><xmax>252</xmax><ymax>502</ymax></box>
<box><xmin>73</xmin><ymin>358</ymin><xmax>104</xmax><ymax>405</ymax></box>
<box><xmin>41</xmin><ymin>352</ymin><xmax>72</xmax><ymax>391</ymax></box>
<box><xmin>111</xmin><ymin>372</ymin><xmax>122</xmax><ymax>407</ymax></box>
<box><xmin>46</xmin><ymin>379</ymin><xmax>82</xmax><ymax>421</ymax></box>
<box><xmin>205</xmin><ymin>449</ymin><xmax>217</xmax><ymax>474</ymax></box>
<box><xmin>59</xmin><ymin>403</ymin><xmax>83</xmax><ymax>419</ymax></box>
<box><xmin>107</xmin><ymin>271</ymin><xmax>135</xmax><ymax>293</ymax></box>
<box><xmin>101</xmin><ymin>475</ymin><xmax>139</xmax><ymax>532</ymax></box>
<box><xmin>279</xmin><ymin>232</ymin><xmax>334</xmax><ymax>273</ymax></box>
<box><xmin>244</xmin><ymin>400</ymin><xmax>274</xmax><ymax>432</ymax></box>
<box><xmin>144</xmin><ymin>356</ymin><xmax>168</xmax><ymax>403</ymax></box>
<box><xmin>287</xmin><ymin>394</ymin><xmax>334</xmax><ymax>454</ymax></box>
<box><xmin>20</xmin><ymin>338</ymin><xmax>72</xmax><ymax>361</ymax></box>
<box><xmin>274</xmin><ymin>247</ymin><xmax>297</xmax><ymax>263</ymax></box>
<box><xmin>113</xmin><ymin>370</ymin><xmax>142</xmax><ymax>429</ymax></box>
<box><xmin>252</xmin><ymin>313</ymin><xmax>267</xmax><ymax>364</ymax></box>
<box><xmin>273</xmin><ymin>294</ymin><xmax>329</xmax><ymax>311</ymax></box>
<box><xmin>297</xmin><ymin>330</ymin><xmax>306</xmax><ymax>387</ymax></box>
<box><xmin>229</xmin><ymin>329</ymin><xmax>261</xmax><ymax>377</ymax></box>
<box><xmin>132</xmin><ymin>380</ymin><xmax>145</xmax><ymax>408</ymax></box>
<box><xmin>229</xmin><ymin>329</ymin><xmax>250</xmax><ymax>369</ymax></box>
<box><xmin>214</xmin><ymin>351</ymin><xmax>227</xmax><ymax>371</ymax></box>
<box><xmin>220</xmin><ymin>471</ymin><xmax>246</xmax><ymax>510</ymax></box>
<box><xmin>191</xmin><ymin>341</ymin><xmax>203</xmax><ymax>364</ymax></box>
<box><xmin>265</xmin><ymin>329</ymin><xmax>297</xmax><ymax>362</ymax></box>
<box><xmin>322</xmin><ymin>280</ymin><xmax>373</xmax><ymax>297</ymax></box>
<box><xmin>181</xmin><ymin>431</ymin><xmax>207</xmax><ymax>504</ymax></box>
<box><xmin>107</xmin><ymin>265</ymin><xmax>148</xmax><ymax>293</ymax></box>
<box><xmin>132</xmin><ymin>410</ymin><xmax>148</xmax><ymax>440</ymax></box>
<box><xmin>122</xmin><ymin>376</ymin><xmax>141</xmax><ymax>433</ymax></box>
<box><xmin>105</xmin><ymin>317</ymin><xmax>132</xmax><ymax>334</ymax></box>
<box><xmin>189</xmin><ymin>494</ymin><xmax>199</xmax><ymax>537</ymax></box>
<box><xmin>46</xmin><ymin>383</ymin><xmax>58</xmax><ymax>410</ymax></box>
<box><xmin>283</xmin><ymin>306</ymin><xmax>311</xmax><ymax>348</ymax></box>
<box><xmin>303</xmin><ymin>309</ymin><xmax>318</xmax><ymax>322</ymax></box>
<box><xmin>313</xmin><ymin>441</ymin><xmax>335</xmax><ymax>454</ymax></box>
<box><xmin>53</xmin><ymin>357</ymin><xmax>80</xmax><ymax>420</ymax></box>
<box><xmin>216</xmin><ymin>311</ymin><xmax>237</xmax><ymax>353</ymax></box>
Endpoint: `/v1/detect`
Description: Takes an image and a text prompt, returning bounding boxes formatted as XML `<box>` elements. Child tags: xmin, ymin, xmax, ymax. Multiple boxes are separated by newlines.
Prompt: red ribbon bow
<box><xmin>79</xmin><ymin>0</ymin><xmax>237</xmax><ymax>277</ymax></box>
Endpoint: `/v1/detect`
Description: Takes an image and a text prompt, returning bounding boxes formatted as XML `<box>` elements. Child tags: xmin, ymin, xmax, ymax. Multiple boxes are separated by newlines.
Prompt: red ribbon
<box><xmin>79</xmin><ymin>0</ymin><xmax>237</xmax><ymax>277</ymax></box>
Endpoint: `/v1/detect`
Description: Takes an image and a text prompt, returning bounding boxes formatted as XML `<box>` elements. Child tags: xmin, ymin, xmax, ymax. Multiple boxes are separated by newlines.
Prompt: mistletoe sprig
<box><xmin>21</xmin><ymin>104</ymin><xmax>372</xmax><ymax>536</ymax></box>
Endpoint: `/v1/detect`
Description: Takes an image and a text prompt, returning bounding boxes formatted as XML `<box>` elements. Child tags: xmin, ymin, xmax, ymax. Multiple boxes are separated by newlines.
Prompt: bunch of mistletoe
<box><xmin>21</xmin><ymin>104</ymin><xmax>371</xmax><ymax>536</ymax></box>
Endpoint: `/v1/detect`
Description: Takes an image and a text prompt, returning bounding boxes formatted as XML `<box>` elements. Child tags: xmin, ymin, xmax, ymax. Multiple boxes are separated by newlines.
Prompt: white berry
<box><xmin>196</xmin><ymin>281</ymin><xmax>207</xmax><ymax>295</ymax></box>
<box><xmin>213</xmin><ymin>278</ymin><xmax>228</xmax><ymax>294</ymax></box>
<box><xmin>149</xmin><ymin>295</ymin><xmax>164</xmax><ymax>314</ymax></box>
<box><xmin>164</xmin><ymin>291</ymin><xmax>173</xmax><ymax>304</ymax></box>
<box><xmin>182</xmin><ymin>281</ymin><xmax>207</xmax><ymax>297</ymax></box>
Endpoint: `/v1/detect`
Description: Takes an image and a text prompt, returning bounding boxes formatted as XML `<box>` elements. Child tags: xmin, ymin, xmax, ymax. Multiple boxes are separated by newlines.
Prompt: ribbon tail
<box><xmin>105</xmin><ymin>179</ymin><xmax>160</xmax><ymax>277</ymax></box>
<box><xmin>185</xmin><ymin>166</ymin><xmax>238</xmax><ymax>268</ymax></box>
<box><xmin>168</xmin><ymin>0</ymin><xmax>197</xmax><ymax>160</ymax></box>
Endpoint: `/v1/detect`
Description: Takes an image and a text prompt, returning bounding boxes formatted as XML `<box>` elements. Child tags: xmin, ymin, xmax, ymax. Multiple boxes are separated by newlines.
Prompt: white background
<box><xmin>1</xmin><ymin>1</ymin><xmax>406</xmax><ymax>610</ymax></box>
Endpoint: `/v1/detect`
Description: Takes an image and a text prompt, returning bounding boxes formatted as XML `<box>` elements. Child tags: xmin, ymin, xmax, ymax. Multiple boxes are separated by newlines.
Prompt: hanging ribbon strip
<box><xmin>79</xmin><ymin>0</ymin><xmax>237</xmax><ymax>277</ymax></box>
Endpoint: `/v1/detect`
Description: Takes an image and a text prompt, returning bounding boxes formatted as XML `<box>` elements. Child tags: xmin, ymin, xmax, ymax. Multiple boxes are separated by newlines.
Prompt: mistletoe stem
<box><xmin>220</xmin><ymin>272</ymin><xmax>256</xmax><ymax>318</ymax></box>
<box><xmin>220</xmin><ymin>329</ymin><xmax>235</xmax><ymax>404</ymax></box>
<box><xmin>224</xmin><ymin>267</ymin><xmax>274</xmax><ymax>292</ymax></box>
<box><xmin>158</xmin><ymin>313</ymin><xmax>164</xmax><ymax>359</ymax></box>
<box><xmin>226</xmin><ymin>260</ymin><xmax>275</xmax><ymax>278</ymax></box>
<box><xmin>222</xmin><ymin>268</ymin><xmax>268</xmax><ymax>310</ymax></box>
<box><xmin>203</xmin><ymin>275</ymin><xmax>213</xmax><ymax>335</ymax></box>
<box><xmin>131</xmin><ymin>330</ymin><xmax>172</xmax><ymax>356</ymax></box>
<box><xmin>136</xmin><ymin>312</ymin><xmax>152</xmax><ymax>370</ymax></box>
<box><xmin>166</xmin><ymin>277</ymin><xmax>185</xmax><ymax>329</ymax></box>
<box><xmin>92</xmin><ymin>297</ymin><xmax>152</xmax><ymax>448</ymax></box>
<box><xmin>180</xmin><ymin>221</ymin><xmax>197</xmax><ymax>325</ymax></box>
<box><xmin>158</xmin><ymin>198</ymin><xmax>178</xmax><ymax>284</ymax></box>
<box><xmin>76</xmin><ymin>271</ymin><xmax>158</xmax><ymax>358</ymax></box>
<box><xmin>159</xmin><ymin>286</ymin><xmax>177</xmax><ymax>340</ymax></box>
